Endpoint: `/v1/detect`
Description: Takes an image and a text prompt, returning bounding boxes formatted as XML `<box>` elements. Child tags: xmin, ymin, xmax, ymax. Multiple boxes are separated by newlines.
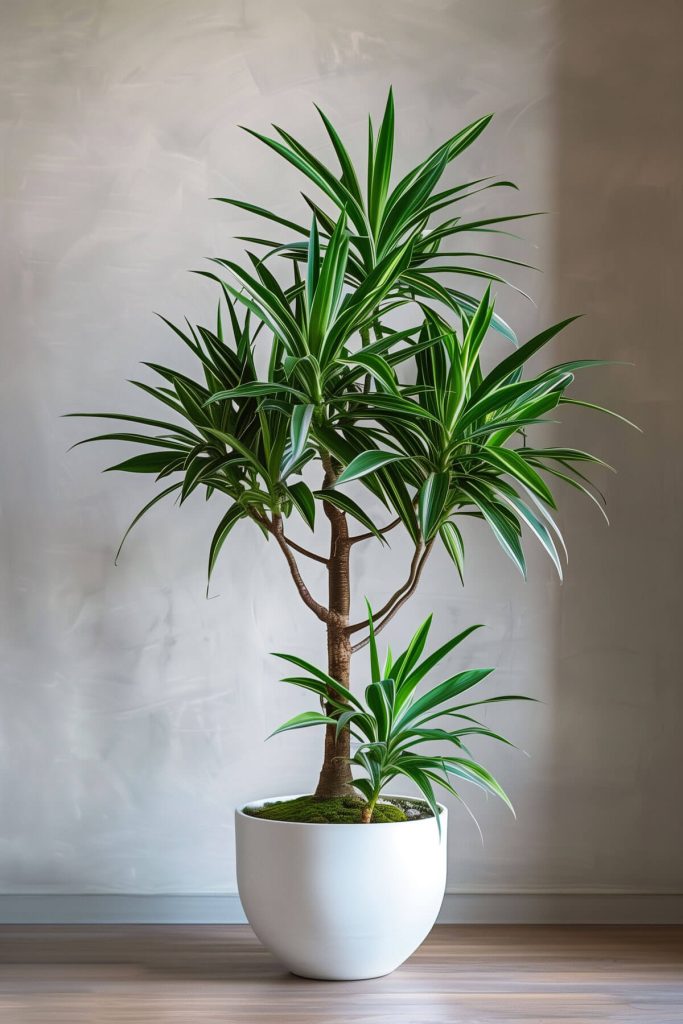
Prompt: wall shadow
<box><xmin>548</xmin><ymin>0</ymin><xmax>683</xmax><ymax>895</ymax></box>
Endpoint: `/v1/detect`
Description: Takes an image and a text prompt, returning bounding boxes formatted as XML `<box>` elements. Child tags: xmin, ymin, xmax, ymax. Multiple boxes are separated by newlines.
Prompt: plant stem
<box><xmin>270</xmin><ymin>515</ymin><xmax>330</xmax><ymax>623</ymax></box>
<box><xmin>361</xmin><ymin>796</ymin><xmax>378</xmax><ymax>824</ymax></box>
<box><xmin>313</xmin><ymin>455</ymin><xmax>355</xmax><ymax>799</ymax></box>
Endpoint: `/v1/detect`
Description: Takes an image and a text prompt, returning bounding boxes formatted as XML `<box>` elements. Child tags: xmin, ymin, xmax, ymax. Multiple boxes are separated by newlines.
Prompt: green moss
<box><xmin>244</xmin><ymin>794</ymin><xmax>408</xmax><ymax>824</ymax></box>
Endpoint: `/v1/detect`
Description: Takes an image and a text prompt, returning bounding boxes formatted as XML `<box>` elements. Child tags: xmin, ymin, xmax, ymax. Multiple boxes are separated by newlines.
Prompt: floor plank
<box><xmin>0</xmin><ymin>925</ymin><xmax>681</xmax><ymax>1023</ymax></box>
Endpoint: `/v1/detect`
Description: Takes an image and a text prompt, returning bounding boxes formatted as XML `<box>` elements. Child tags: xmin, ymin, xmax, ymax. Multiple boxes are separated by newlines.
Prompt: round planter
<box><xmin>235</xmin><ymin>794</ymin><xmax>447</xmax><ymax>980</ymax></box>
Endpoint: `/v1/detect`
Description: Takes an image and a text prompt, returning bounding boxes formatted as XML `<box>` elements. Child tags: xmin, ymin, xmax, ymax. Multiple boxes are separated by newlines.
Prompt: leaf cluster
<box><xmin>70</xmin><ymin>90</ymin><xmax>634</xmax><ymax>586</ymax></box>
<box><xmin>273</xmin><ymin>606</ymin><xmax>532</xmax><ymax>832</ymax></box>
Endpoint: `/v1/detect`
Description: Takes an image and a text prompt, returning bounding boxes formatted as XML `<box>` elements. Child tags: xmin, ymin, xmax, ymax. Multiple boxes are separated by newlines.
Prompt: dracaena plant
<box><xmin>272</xmin><ymin>609</ymin><xmax>529</xmax><ymax>829</ymax></box>
<box><xmin>70</xmin><ymin>90</ymin><xmax>631</xmax><ymax>802</ymax></box>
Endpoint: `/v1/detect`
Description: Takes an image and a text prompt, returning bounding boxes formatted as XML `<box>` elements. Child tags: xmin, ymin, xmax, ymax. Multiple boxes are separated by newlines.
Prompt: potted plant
<box><xmin>236</xmin><ymin>610</ymin><xmax>523</xmax><ymax>979</ymax></box>
<box><xmin>71</xmin><ymin>91</ymin><xmax>628</xmax><ymax>979</ymax></box>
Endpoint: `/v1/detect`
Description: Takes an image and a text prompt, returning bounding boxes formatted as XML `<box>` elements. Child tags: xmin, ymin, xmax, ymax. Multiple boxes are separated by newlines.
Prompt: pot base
<box><xmin>235</xmin><ymin>794</ymin><xmax>447</xmax><ymax>981</ymax></box>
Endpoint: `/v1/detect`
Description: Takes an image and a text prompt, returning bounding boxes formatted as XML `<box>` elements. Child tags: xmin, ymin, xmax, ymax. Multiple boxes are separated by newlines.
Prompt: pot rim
<box><xmin>236</xmin><ymin>792</ymin><xmax>447</xmax><ymax>828</ymax></box>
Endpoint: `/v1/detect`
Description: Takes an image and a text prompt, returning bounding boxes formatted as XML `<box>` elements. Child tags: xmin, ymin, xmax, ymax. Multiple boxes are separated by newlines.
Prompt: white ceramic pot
<box><xmin>235</xmin><ymin>794</ymin><xmax>447</xmax><ymax>980</ymax></box>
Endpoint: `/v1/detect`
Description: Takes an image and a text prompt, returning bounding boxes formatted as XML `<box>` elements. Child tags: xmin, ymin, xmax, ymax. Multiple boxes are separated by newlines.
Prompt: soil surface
<box><xmin>243</xmin><ymin>794</ymin><xmax>434</xmax><ymax>824</ymax></box>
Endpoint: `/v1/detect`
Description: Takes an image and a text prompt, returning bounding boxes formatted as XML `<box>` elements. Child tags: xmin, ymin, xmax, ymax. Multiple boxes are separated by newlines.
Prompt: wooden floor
<box><xmin>0</xmin><ymin>925</ymin><xmax>681</xmax><ymax>1023</ymax></box>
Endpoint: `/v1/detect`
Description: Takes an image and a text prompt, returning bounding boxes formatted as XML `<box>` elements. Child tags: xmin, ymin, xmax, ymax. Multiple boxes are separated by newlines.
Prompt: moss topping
<box><xmin>243</xmin><ymin>794</ymin><xmax>408</xmax><ymax>824</ymax></box>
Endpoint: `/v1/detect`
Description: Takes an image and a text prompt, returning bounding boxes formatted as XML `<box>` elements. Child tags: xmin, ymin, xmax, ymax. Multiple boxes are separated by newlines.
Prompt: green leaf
<box><xmin>114</xmin><ymin>482</ymin><xmax>182</xmax><ymax>564</ymax></box>
<box><xmin>399</xmin><ymin>668</ymin><xmax>494</xmax><ymax>728</ymax></box>
<box><xmin>343</xmin><ymin>351</ymin><xmax>400</xmax><ymax>396</ymax></box>
<box><xmin>69</xmin><ymin>432</ymin><xmax>190</xmax><ymax>453</ymax></box>
<box><xmin>104</xmin><ymin>452</ymin><xmax>182</xmax><ymax>475</ymax></box>
<box><xmin>391</xmin><ymin>615</ymin><xmax>433</xmax><ymax>690</ymax></box>
<box><xmin>365</xmin><ymin>680</ymin><xmax>393</xmax><ymax>740</ymax></box>
<box><xmin>203</xmin><ymin>427</ymin><xmax>269</xmax><ymax>478</ymax></box>
<box><xmin>366</xmin><ymin>600</ymin><xmax>381</xmax><ymax>683</ymax></box>
<box><xmin>334</xmin><ymin>450</ymin><xmax>406</xmax><ymax>486</ymax></box>
<box><xmin>368</xmin><ymin>87</ymin><xmax>394</xmax><ymax>232</ymax></box>
<box><xmin>418</xmin><ymin>471</ymin><xmax>450</xmax><ymax>540</ymax></box>
<box><xmin>472</xmin><ymin>317</ymin><xmax>581</xmax><ymax>403</ymax></box>
<box><xmin>200</xmin><ymin>269</ymin><xmax>304</xmax><ymax>357</ymax></box>
<box><xmin>478</xmin><ymin>446</ymin><xmax>556</xmax><ymax>507</ymax></box>
<box><xmin>287</xmin><ymin>481</ymin><xmax>316</xmax><ymax>530</ymax></box>
<box><xmin>449</xmin><ymin>291</ymin><xmax>519</xmax><ymax>346</ymax></box>
<box><xmin>461</xmin><ymin>482</ymin><xmax>526</xmax><ymax>577</ymax></box>
<box><xmin>66</xmin><ymin>412</ymin><xmax>199</xmax><ymax>442</ymax></box>
<box><xmin>272</xmin><ymin>653</ymin><xmax>363</xmax><ymax>708</ymax></box>
<box><xmin>244</xmin><ymin>125</ymin><xmax>368</xmax><ymax>234</ymax></box>
<box><xmin>205</xmin><ymin>382</ymin><xmax>306</xmax><ymax>404</ymax></box>
<box><xmin>314</xmin><ymin>105</ymin><xmax>363</xmax><ymax>203</ymax></box>
<box><xmin>311</xmin><ymin>423</ymin><xmax>388</xmax><ymax>506</ymax></box>
<box><xmin>441</xmin><ymin>758</ymin><xmax>514</xmax><ymax>813</ymax></box>
<box><xmin>351</xmin><ymin>777</ymin><xmax>377</xmax><ymax>803</ymax></box>
<box><xmin>497</xmin><ymin>489</ymin><xmax>563</xmax><ymax>578</ymax></box>
<box><xmin>313</xmin><ymin>489</ymin><xmax>387</xmax><ymax>544</ymax></box>
<box><xmin>334</xmin><ymin>708</ymin><xmax>365</xmax><ymax>742</ymax></box>
<box><xmin>439</xmin><ymin>521</ymin><xmax>465</xmax><ymax>584</ymax></box>
<box><xmin>461</xmin><ymin>286</ymin><xmax>493</xmax><ymax>378</ymax></box>
<box><xmin>333</xmin><ymin>391</ymin><xmax>440</xmax><ymax>424</ymax></box>
<box><xmin>380</xmin><ymin>462</ymin><xmax>420</xmax><ymax>544</ymax></box>
<box><xmin>180</xmin><ymin>449</ymin><xmax>215</xmax><ymax>504</ymax></box>
<box><xmin>281</xmin><ymin>404</ymin><xmax>314</xmax><ymax>479</ymax></box>
<box><xmin>307</xmin><ymin>212</ymin><xmax>350</xmax><ymax>352</ymax></box>
<box><xmin>305</xmin><ymin>215</ymin><xmax>320</xmax><ymax>311</ymax></box>
<box><xmin>269</xmin><ymin>711</ymin><xmax>338</xmax><ymax>738</ymax></box>
<box><xmin>213</xmin><ymin>197</ymin><xmax>307</xmax><ymax>236</ymax></box>
<box><xmin>378</xmin><ymin>154</ymin><xmax>449</xmax><ymax>253</ymax></box>
<box><xmin>154</xmin><ymin>314</ymin><xmax>202</xmax><ymax>356</ymax></box>
<box><xmin>559</xmin><ymin>398</ymin><xmax>642</xmax><ymax>432</ymax></box>
<box><xmin>536</xmin><ymin>463</ymin><xmax>610</xmax><ymax>524</ymax></box>
<box><xmin>394</xmin><ymin>760</ymin><xmax>442</xmax><ymax>834</ymax></box>
<box><xmin>366</xmin><ymin>115</ymin><xmax>375</xmax><ymax>220</ymax></box>
<box><xmin>400</xmin><ymin>624</ymin><xmax>482</xmax><ymax>698</ymax></box>
<box><xmin>207</xmin><ymin>504</ymin><xmax>245</xmax><ymax>586</ymax></box>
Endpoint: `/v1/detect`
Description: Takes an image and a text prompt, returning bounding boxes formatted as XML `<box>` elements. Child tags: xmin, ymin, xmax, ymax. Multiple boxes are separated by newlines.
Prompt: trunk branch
<box><xmin>314</xmin><ymin>456</ymin><xmax>355</xmax><ymax>799</ymax></box>
<box><xmin>350</xmin><ymin>540</ymin><xmax>435</xmax><ymax>653</ymax></box>
<box><xmin>270</xmin><ymin>515</ymin><xmax>331</xmax><ymax>624</ymax></box>
<box><xmin>348</xmin><ymin>517</ymin><xmax>402</xmax><ymax>545</ymax></box>
<box><xmin>347</xmin><ymin>540</ymin><xmax>425</xmax><ymax>634</ymax></box>
<box><xmin>282</xmin><ymin>534</ymin><xmax>329</xmax><ymax>565</ymax></box>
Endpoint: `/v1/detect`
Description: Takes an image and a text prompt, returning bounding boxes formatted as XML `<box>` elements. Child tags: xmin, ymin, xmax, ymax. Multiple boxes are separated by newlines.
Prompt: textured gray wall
<box><xmin>1</xmin><ymin>0</ymin><xmax>681</xmax><ymax>908</ymax></box>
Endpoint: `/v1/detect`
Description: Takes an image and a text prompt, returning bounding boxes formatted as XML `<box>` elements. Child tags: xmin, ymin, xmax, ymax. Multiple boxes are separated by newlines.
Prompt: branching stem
<box><xmin>350</xmin><ymin>540</ymin><xmax>435</xmax><ymax>652</ymax></box>
<box><xmin>269</xmin><ymin>514</ymin><xmax>331</xmax><ymax>624</ymax></box>
<box><xmin>349</xmin><ymin>517</ymin><xmax>401</xmax><ymax>545</ymax></box>
<box><xmin>283</xmin><ymin>535</ymin><xmax>329</xmax><ymax>565</ymax></box>
<box><xmin>347</xmin><ymin>540</ymin><xmax>425</xmax><ymax>634</ymax></box>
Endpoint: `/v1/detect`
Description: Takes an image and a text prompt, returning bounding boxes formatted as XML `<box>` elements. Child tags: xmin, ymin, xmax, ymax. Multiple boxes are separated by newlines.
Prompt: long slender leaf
<box><xmin>335</xmin><ymin>450</ymin><xmax>407</xmax><ymax>486</ymax></box>
<box><xmin>207</xmin><ymin>504</ymin><xmax>245</xmax><ymax>585</ymax></box>
<box><xmin>114</xmin><ymin>483</ymin><xmax>182</xmax><ymax>564</ymax></box>
<box><xmin>418</xmin><ymin>471</ymin><xmax>450</xmax><ymax>540</ymax></box>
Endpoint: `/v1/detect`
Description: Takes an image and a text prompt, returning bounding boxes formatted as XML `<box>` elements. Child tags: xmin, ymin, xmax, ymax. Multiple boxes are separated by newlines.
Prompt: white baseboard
<box><xmin>0</xmin><ymin>894</ymin><xmax>248</xmax><ymax>925</ymax></box>
<box><xmin>438</xmin><ymin>891</ymin><xmax>683</xmax><ymax>924</ymax></box>
<box><xmin>1</xmin><ymin>891</ymin><xmax>682</xmax><ymax>925</ymax></box>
